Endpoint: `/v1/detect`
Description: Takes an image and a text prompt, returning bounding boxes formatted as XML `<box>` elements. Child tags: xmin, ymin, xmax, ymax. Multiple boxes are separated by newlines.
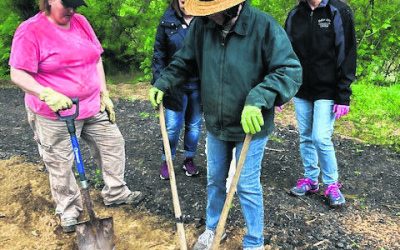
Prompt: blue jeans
<box><xmin>162</xmin><ymin>89</ymin><xmax>202</xmax><ymax>160</ymax></box>
<box><xmin>206</xmin><ymin>132</ymin><xmax>268</xmax><ymax>248</ymax></box>
<box><xmin>294</xmin><ymin>97</ymin><xmax>338</xmax><ymax>185</ymax></box>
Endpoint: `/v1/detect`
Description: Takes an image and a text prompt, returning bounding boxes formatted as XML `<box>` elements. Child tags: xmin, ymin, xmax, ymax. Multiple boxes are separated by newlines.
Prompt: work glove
<box><xmin>100</xmin><ymin>90</ymin><xmax>116</xmax><ymax>123</ymax></box>
<box><xmin>39</xmin><ymin>87</ymin><xmax>72</xmax><ymax>112</ymax></box>
<box><xmin>333</xmin><ymin>104</ymin><xmax>349</xmax><ymax>119</ymax></box>
<box><xmin>241</xmin><ymin>105</ymin><xmax>264</xmax><ymax>134</ymax></box>
<box><xmin>148</xmin><ymin>87</ymin><xmax>164</xmax><ymax>108</ymax></box>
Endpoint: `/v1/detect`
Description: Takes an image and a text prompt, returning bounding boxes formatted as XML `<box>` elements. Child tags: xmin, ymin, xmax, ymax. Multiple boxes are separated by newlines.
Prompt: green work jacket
<box><xmin>155</xmin><ymin>3</ymin><xmax>302</xmax><ymax>141</ymax></box>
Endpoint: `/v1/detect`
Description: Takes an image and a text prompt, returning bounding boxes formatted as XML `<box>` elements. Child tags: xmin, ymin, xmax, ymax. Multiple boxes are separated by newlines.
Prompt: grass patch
<box><xmin>335</xmin><ymin>81</ymin><xmax>400</xmax><ymax>151</ymax></box>
<box><xmin>107</xmin><ymin>82</ymin><xmax>150</xmax><ymax>101</ymax></box>
<box><xmin>105</xmin><ymin>70</ymin><xmax>147</xmax><ymax>85</ymax></box>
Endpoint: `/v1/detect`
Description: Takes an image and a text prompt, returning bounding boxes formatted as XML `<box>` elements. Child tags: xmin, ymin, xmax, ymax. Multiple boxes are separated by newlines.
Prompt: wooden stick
<box><xmin>159</xmin><ymin>103</ymin><xmax>187</xmax><ymax>250</ymax></box>
<box><xmin>211</xmin><ymin>134</ymin><xmax>253</xmax><ymax>250</ymax></box>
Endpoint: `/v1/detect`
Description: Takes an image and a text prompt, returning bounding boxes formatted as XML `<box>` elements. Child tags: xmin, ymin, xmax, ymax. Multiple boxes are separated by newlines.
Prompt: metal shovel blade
<box><xmin>75</xmin><ymin>217</ymin><xmax>115</xmax><ymax>250</ymax></box>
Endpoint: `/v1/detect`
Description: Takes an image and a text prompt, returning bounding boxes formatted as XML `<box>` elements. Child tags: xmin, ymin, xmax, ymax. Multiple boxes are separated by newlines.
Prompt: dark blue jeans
<box><xmin>162</xmin><ymin>89</ymin><xmax>202</xmax><ymax>160</ymax></box>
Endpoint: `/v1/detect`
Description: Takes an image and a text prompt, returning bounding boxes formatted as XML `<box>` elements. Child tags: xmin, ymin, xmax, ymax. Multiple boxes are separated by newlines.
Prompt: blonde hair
<box><xmin>39</xmin><ymin>0</ymin><xmax>51</xmax><ymax>13</ymax></box>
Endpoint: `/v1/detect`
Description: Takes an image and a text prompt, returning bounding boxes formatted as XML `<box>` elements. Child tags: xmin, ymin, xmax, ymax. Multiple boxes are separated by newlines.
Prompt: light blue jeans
<box><xmin>206</xmin><ymin>132</ymin><xmax>268</xmax><ymax>248</ymax></box>
<box><xmin>294</xmin><ymin>97</ymin><xmax>338</xmax><ymax>185</ymax></box>
<box><xmin>162</xmin><ymin>89</ymin><xmax>202</xmax><ymax>160</ymax></box>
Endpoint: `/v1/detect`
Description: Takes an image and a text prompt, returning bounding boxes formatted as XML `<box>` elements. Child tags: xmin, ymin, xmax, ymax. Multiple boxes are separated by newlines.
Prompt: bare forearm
<box><xmin>10</xmin><ymin>67</ymin><xmax>44</xmax><ymax>97</ymax></box>
<box><xmin>96</xmin><ymin>58</ymin><xmax>107</xmax><ymax>93</ymax></box>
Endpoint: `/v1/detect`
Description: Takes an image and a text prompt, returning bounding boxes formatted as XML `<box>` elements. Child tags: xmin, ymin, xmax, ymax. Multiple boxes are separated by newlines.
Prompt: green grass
<box><xmin>336</xmin><ymin>81</ymin><xmax>400</xmax><ymax>151</ymax></box>
<box><xmin>106</xmin><ymin>70</ymin><xmax>146</xmax><ymax>85</ymax></box>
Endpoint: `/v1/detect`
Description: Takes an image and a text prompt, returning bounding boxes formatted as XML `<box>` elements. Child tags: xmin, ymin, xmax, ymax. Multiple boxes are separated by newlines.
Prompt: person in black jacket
<box><xmin>152</xmin><ymin>0</ymin><xmax>202</xmax><ymax>180</ymax></box>
<box><xmin>285</xmin><ymin>0</ymin><xmax>356</xmax><ymax>207</ymax></box>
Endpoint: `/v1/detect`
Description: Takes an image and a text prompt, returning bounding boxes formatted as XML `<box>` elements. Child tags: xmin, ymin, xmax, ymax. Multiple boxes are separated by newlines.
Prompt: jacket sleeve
<box><xmin>284</xmin><ymin>9</ymin><xmax>296</xmax><ymax>42</ymax></box>
<box><xmin>151</xmin><ymin>22</ymin><xmax>168</xmax><ymax>85</ymax></box>
<box><xmin>245</xmin><ymin>20</ymin><xmax>302</xmax><ymax>109</ymax></box>
<box><xmin>153</xmin><ymin>18</ymin><xmax>199</xmax><ymax>92</ymax></box>
<box><xmin>334</xmin><ymin>6</ymin><xmax>357</xmax><ymax>105</ymax></box>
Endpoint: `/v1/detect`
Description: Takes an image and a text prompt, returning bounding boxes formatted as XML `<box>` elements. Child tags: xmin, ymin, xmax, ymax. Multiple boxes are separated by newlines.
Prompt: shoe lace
<box><xmin>296</xmin><ymin>178</ymin><xmax>314</xmax><ymax>189</ymax></box>
<box><xmin>324</xmin><ymin>183</ymin><xmax>342</xmax><ymax>199</ymax></box>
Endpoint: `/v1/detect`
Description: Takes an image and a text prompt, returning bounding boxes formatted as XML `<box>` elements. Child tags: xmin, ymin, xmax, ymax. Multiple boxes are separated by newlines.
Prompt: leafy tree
<box><xmin>0</xmin><ymin>0</ymin><xmax>35</xmax><ymax>77</ymax></box>
<box><xmin>351</xmin><ymin>0</ymin><xmax>400</xmax><ymax>85</ymax></box>
<box><xmin>80</xmin><ymin>0</ymin><xmax>167</xmax><ymax>78</ymax></box>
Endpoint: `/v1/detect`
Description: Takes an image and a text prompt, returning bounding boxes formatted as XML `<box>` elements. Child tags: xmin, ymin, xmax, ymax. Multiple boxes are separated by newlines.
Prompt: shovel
<box><xmin>159</xmin><ymin>103</ymin><xmax>188</xmax><ymax>250</ymax></box>
<box><xmin>56</xmin><ymin>98</ymin><xmax>115</xmax><ymax>250</ymax></box>
<box><xmin>211</xmin><ymin>134</ymin><xmax>253</xmax><ymax>250</ymax></box>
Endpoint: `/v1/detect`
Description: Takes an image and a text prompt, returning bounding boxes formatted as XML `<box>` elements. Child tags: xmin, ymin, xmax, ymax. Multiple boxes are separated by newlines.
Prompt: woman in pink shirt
<box><xmin>9</xmin><ymin>0</ymin><xmax>143</xmax><ymax>233</ymax></box>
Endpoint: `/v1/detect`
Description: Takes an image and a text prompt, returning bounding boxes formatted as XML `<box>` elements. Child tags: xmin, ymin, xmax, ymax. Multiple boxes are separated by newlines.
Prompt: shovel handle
<box><xmin>55</xmin><ymin>98</ymin><xmax>88</xmax><ymax>188</ymax></box>
<box><xmin>56</xmin><ymin>98</ymin><xmax>96</xmax><ymax>222</ymax></box>
<box><xmin>211</xmin><ymin>134</ymin><xmax>253</xmax><ymax>250</ymax></box>
<box><xmin>56</xmin><ymin>98</ymin><xmax>79</xmax><ymax>120</ymax></box>
<box><xmin>56</xmin><ymin>98</ymin><xmax>79</xmax><ymax>135</ymax></box>
<box><xmin>159</xmin><ymin>103</ymin><xmax>188</xmax><ymax>250</ymax></box>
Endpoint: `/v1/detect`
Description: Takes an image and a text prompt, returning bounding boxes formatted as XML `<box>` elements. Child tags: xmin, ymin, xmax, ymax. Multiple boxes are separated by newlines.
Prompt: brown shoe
<box><xmin>105</xmin><ymin>191</ymin><xmax>144</xmax><ymax>207</ymax></box>
<box><xmin>61</xmin><ymin>217</ymin><xmax>77</xmax><ymax>233</ymax></box>
<box><xmin>124</xmin><ymin>191</ymin><xmax>144</xmax><ymax>205</ymax></box>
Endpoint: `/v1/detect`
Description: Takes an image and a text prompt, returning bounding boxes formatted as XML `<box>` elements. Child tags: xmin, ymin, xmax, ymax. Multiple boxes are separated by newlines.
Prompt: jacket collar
<box><xmin>204</xmin><ymin>2</ymin><xmax>250</xmax><ymax>36</ymax></box>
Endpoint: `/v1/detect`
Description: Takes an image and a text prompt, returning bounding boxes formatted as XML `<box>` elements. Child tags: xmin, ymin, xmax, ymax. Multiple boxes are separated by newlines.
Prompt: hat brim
<box><xmin>62</xmin><ymin>0</ymin><xmax>87</xmax><ymax>8</ymax></box>
<box><xmin>184</xmin><ymin>0</ymin><xmax>245</xmax><ymax>16</ymax></box>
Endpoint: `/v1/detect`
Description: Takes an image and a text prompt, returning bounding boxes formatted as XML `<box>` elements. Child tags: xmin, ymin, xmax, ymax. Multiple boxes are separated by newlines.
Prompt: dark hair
<box><xmin>170</xmin><ymin>0</ymin><xmax>181</xmax><ymax>15</ymax></box>
<box><xmin>39</xmin><ymin>0</ymin><xmax>51</xmax><ymax>13</ymax></box>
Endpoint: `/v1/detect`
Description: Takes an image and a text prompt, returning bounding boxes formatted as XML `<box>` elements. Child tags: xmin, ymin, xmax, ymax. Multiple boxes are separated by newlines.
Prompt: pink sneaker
<box><xmin>290</xmin><ymin>178</ymin><xmax>319</xmax><ymax>196</ymax></box>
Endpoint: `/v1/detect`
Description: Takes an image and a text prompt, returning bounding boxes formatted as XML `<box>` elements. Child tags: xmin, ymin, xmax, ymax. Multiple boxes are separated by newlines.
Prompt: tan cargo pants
<box><xmin>27</xmin><ymin>108</ymin><xmax>132</xmax><ymax>220</ymax></box>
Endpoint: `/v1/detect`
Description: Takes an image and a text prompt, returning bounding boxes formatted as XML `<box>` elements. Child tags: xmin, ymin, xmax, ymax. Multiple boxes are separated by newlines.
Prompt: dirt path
<box><xmin>0</xmin><ymin>86</ymin><xmax>399</xmax><ymax>249</ymax></box>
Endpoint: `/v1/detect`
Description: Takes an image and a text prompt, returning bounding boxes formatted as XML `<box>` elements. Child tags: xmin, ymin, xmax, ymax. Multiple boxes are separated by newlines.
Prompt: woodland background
<box><xmin>0</xmin><ymin>0</ymin><xmax>399</xmax><ymax>149</ymax></box>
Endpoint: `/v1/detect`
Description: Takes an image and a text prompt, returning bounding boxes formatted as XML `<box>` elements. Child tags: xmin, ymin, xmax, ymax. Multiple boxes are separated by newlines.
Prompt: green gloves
<box><xmin>100</xmin><ymin>90</ymin><xmax>116</xmax><ymax>123</ymax></box>
<box><xmin>241</xmin><ymin>105</ymin><xmax>264</xmax><ymax>134</ymax></box>
<box><xmin>39</xmin><ymin>87</ymin><xmax>72</xmax><ymax>112</ymax></box>
<box><xmin>148</xmin><ymin>87</ymin><xmax>164</xmax><ymax>108</ymax></box>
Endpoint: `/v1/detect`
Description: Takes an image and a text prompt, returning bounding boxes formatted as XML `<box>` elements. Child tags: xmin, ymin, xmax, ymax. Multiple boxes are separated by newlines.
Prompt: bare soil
<box><xmin>0</xmin><ymin>86</ymin><xmax>399</xmax><ymax>250</ymax></box>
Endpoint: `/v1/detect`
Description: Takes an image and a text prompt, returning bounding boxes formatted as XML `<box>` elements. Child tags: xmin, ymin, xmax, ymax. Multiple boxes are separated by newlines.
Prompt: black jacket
<box><xmin>152</xmin><ymin>6</ymin><xmax>199</xmax><ymax>111</ymax></box>
<box><xmin>285</xmin><ymin>0</ymin><xmax>356</xmax><ymax>105</ymax></box>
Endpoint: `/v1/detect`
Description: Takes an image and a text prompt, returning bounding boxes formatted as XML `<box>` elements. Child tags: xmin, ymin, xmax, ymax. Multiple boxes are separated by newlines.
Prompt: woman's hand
<box><xmin>100</xmin><ymin>90</ymin><xmax>116</xmax><ymax>123</ymax></box>
<box><xmin>39</xmin><ymin>87</ymin><xmax>72</xmax><ymax>112</ymax></box>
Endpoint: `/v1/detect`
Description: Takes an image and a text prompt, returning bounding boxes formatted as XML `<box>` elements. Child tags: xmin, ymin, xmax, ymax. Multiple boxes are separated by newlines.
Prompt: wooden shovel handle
<box><xmin>159</xmin><ymin>103</ymin><xmax>188</xmax><ymax>250</ymax></box>
<box><xmin>211</xmin><ymin>134</ymin><xmax>253</xmax><ymax>250</ymax></box>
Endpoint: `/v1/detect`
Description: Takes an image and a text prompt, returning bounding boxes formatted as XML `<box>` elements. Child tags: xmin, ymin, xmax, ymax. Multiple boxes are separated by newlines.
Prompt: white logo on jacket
<box><xmin>318</xmin><ymin>18</ymin><xmax>331</xmax><ymax>28</ymax></box>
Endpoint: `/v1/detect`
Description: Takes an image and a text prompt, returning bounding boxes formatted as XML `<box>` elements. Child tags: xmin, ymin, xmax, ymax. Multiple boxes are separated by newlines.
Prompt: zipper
<box><xmin>305</xmin><ymin>9</ymin><xmax>314</xmax><ymax>84</ymax></box>
<box><xmin>309</xmin><ymin>11</ymin><xmax>314</xmax><ymax>52</ymax></box>
<box><xmin>219</xmin><ymin>39</ymin><xmax>226</xmax><ymax>131</ymax></box>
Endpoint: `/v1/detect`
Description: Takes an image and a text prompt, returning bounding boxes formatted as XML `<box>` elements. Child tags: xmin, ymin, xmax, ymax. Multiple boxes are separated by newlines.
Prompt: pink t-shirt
<box><xmin>9</xmin><ymin>12</ymin><xmax>104</xmax><ymax>120</ymax></box>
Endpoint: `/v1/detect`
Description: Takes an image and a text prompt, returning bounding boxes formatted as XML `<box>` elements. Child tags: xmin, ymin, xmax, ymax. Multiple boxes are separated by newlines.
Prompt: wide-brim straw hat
<box><xmin>184</xmin><ymin>0</ymin><xmax>246</xmax><ymax>16</ymax></box>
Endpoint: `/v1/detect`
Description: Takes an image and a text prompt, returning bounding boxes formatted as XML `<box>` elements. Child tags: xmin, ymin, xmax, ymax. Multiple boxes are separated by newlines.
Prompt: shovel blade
<box><xmin>75</xmin><ymin>217</ymin><xmax>115</xmax><ymax>250</ymax></box>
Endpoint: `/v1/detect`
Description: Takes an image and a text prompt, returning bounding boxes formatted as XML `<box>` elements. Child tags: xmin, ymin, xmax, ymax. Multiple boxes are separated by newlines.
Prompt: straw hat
<box><xmin>184</xmin><ymin>0</ymin><xmax>245</xmax><ymax>16</ymax></box>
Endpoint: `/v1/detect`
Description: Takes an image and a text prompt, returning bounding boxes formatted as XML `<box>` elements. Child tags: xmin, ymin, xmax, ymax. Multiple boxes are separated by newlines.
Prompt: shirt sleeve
<box><xmin>154</xmin><ymin>17</ymin><xmax>199</xmax><ymax>92</ymax></box>
<box><xmin>74</xmin><ymin>14</ymin><xmax>104</xmax><ymax>55</ymax></box>
<box><xmin>335</xmin><ymin>6</ymin><xmax>356</xmax><ymax>105</ymax></box>
<box><xmin>151</xmin><ymin>22</ymin><xmax>168</xmax><ymax>85</ymax></box>
<box><xmin>9</xmin><ymin>24</ymin><xmax>40</xmax><ymax>73</ymax></box>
